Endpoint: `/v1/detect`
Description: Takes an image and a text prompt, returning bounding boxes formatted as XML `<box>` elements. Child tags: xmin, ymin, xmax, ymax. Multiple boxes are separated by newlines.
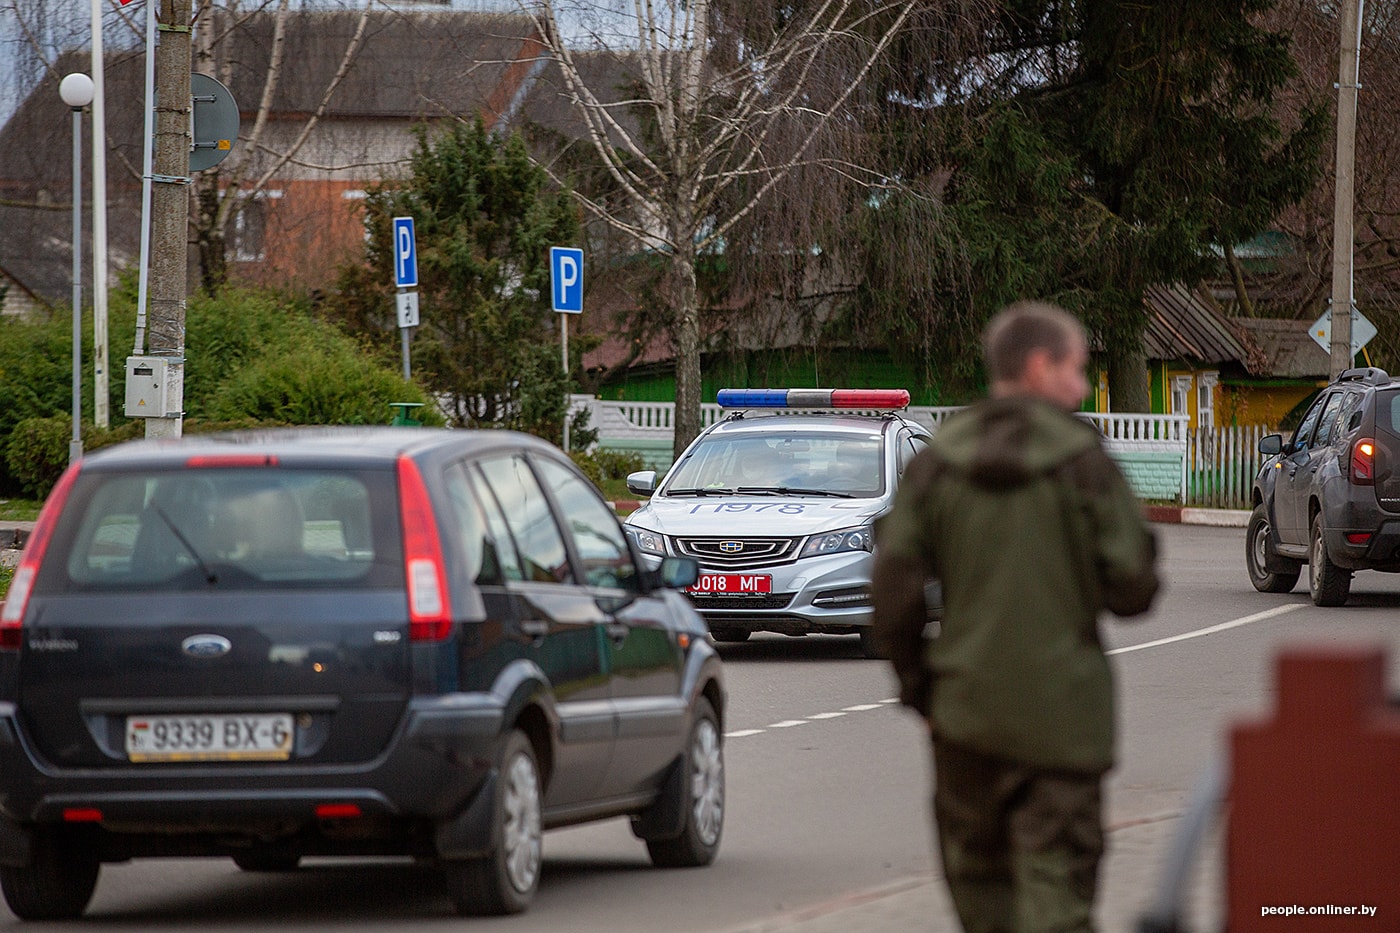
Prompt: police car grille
<box><xmin>676</xmin><ymin>537</ymin><xmax>797</xmax><ymax>569</ymax></box>
<box><xmin>689</xmin><ymin>593</ymin><xmax>796</xmax><ymax>611</ymax></box>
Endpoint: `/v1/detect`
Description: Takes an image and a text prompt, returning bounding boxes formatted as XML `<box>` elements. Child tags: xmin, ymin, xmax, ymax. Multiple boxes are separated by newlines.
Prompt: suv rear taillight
<box><xmin>1351</xmin><ymin>438</ymin><xmax>1376</xmax><ymax>485</ymax></box>
<box><xmin>396</xmin><ymin>456</ymin><xmax>451</xmax><ymax>642</ymax></box>
<box><xmin>0</xmin><ymin>463</ymin><xmax>82</xmax><ymax>648</ymax></box>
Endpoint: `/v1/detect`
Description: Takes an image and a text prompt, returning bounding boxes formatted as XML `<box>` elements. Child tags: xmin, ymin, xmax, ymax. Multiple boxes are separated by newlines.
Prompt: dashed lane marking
<box><xmin>768</xmin><ymin>720</ymin><xmax>808</xmax><ymax>728</ymax></box>
<box><xmin>841</xmin><ymin>703</ymin><xmax>883</xmax><ymax>712</ymax></box>
<box><xmin>725</xmin><ymin>703</ymin><xmax>894</xmax><ymax>739</ymax></box>
<box><xmin>725</xmin><ymin>729</ymin><xmax>764</xmax><ymax>739</ymax></box>
<box><xmin>808</xmin><ymin>712</ymin><xmax>846</xmax><ymax>720</ymax></box>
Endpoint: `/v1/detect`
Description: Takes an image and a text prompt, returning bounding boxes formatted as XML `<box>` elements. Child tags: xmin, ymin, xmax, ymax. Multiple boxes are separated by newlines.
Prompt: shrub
<box><xmin>5</xmin><ymin>418</ymin><xmax>143</xmax><ymax>499</ymax></box>
<box><xmin>568</xmin><ymin>448</ymin><xmax>646</xmax><ymax>489</ymax></box>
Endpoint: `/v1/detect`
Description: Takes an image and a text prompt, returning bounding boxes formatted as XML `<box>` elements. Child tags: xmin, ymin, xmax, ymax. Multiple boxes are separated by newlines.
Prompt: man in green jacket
<box><xmin>872</xmin><ymin>301</ymin><xmax>1159</xmax><ymax>933</ymax></box>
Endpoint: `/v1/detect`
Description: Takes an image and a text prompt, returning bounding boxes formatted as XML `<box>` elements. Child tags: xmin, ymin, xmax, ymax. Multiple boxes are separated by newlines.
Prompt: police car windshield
<box><xmin>664</xmin><ymin>432</ymin><xmax>884</xmax><ymax>498</ymax></box>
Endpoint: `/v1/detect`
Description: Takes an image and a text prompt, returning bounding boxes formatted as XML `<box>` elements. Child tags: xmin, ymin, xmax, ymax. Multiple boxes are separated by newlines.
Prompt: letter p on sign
<box><xmin>550</xmin><ymin>247</ymin><xmax>583</xmax><ymax>314</ymax></box>
<box><xmin>392</xmin><ymin>217</ymin><xmax>417</xmax><ymax>288</ymax></box>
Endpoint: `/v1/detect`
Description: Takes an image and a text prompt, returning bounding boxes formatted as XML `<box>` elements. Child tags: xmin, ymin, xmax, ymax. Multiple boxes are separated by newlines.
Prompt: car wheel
<box><xmin>442</xmin><ymin>730</ymin><xmax>542</xmax><ymax>916</ymax></box>
<box><xmin>0</xmin><ymin>829</ymin><xmax>100</xmax><ymax>921</ymax></box>
<box><xmin>858</xmin><ymin>628</ymin><xmax>886</xmax><ymax>659</ymax></box>
<box><xmin>647</xmin><ymin>698</ymin><xmax>724</xmax><ymax>868</ymax></box>
<box><xmin>708</xmin><ymin>626</ymin><xmax>750</xmax><ymax>643</ymax></box>
<box><xmin>1246</xmin><ymin>504</ymin><xmax>1300</xmax><ymax>594</ymax></box>
<box><xmin>232</xmin><ymin>854</ymin><xmax>300</xmax><ymax>872</ymax></box>
<box><xmin>1309</xmin><ymin>514</ymin><xmax>1352</xmax><ymax>607</ymax></box>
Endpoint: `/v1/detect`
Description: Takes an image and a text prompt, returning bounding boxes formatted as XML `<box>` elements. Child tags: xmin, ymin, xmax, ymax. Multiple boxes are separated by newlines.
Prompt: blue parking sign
<box><xmin>550</xmin><ymin>247</ymin><xmax>584</xmax><ymax>314</ymax></box>
<box><xmin>392</xmin><ymin>217</ymin><xmax>417</xmax><ymax>288</ymax></box>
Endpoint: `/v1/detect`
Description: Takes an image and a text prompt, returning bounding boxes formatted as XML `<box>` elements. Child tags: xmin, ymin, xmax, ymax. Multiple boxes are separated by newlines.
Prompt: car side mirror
<box><xmin>626</xmin><ymin>470</ymin><xmax>657</xmax><ymax>496</ymax></box>
<box><xmin>1259</xmin><ymin>434</ymin><xmax>1282</xmax><ymax>456</ymax></box>
<box><xmin>657</xmin><ymin>556</ymin><xmax>698</xmax><ymax>590</ymax></box>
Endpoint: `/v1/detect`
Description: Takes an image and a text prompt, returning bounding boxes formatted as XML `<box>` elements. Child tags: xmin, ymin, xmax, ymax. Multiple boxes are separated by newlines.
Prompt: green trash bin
<box><xmin>389</xmin><ymin>402</ymin><xmax>424</xmax><ymax>427</ymax></box>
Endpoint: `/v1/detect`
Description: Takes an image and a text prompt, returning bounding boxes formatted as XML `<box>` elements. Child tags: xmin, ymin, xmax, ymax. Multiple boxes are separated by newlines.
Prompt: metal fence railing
<box><xmin>1186</xmin><ymin>424</ymin><xmax>1272</xmax><ymax>510</ymax></box>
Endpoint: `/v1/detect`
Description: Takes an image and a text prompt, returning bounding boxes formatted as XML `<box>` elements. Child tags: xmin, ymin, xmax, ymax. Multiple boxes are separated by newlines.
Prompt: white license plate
<box><xmin>126</xmin><ymin>713</ymin><xmax>294</xmax><ymax>762</ymax></box>
<box><xmin>687</xmin><ymin>573</ymin><xmax>772</xmax><ymax>594</ymax></box>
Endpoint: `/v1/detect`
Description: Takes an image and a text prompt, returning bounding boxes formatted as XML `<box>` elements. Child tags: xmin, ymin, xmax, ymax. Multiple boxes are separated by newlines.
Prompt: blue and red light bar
<box><xmin>716</xmin><ymin>388</ymin><xmax>910</xmax><ymax>410</ymax></box>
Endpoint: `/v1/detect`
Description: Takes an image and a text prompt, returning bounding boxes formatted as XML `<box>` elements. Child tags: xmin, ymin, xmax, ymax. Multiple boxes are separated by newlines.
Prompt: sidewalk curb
<box><xmin>1146</xmin><ymin>506</ymin><xmax>1250</xmax><ymax>527</ymax></box>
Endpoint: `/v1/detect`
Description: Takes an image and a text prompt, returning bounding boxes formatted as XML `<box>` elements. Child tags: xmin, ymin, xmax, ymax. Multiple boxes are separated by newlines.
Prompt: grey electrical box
<box><xmin>125</xmin><ymin>356</ymin><xmax>169</xmax><ymax>418</ymax></box>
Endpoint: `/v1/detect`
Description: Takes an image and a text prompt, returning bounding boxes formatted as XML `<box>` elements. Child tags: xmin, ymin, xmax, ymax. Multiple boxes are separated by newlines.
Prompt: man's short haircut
<box><xmin>982</xmin><ymin>301</ymin><xmax>1086</xmax><ymax>383</ymax></box>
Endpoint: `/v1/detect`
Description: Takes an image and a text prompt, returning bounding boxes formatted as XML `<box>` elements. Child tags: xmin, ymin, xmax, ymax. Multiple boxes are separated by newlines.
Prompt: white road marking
<box><xmin>1106</xmin><ymin>603</ymin><xmax>1304</xmax><ymax>656</ymax></box>
<box><xmin>724</xmin><ymin>605</ymin><xmax>1305</xmax><ymax>744</ymax></box>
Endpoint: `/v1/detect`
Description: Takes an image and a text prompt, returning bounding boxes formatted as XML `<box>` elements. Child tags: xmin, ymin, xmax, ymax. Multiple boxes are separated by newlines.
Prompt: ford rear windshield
<box><xmin>38</xmin><ymin>467</ymin><xmax>403</xmax><ymax>592</ymax></box>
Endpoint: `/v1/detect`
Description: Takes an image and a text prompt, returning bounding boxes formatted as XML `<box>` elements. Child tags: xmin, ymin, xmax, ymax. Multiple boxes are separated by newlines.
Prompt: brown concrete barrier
<box><xmin>1230</xmin><ymin>646</ymin><xmax>1400</xmax><ymax>930</ymax></box>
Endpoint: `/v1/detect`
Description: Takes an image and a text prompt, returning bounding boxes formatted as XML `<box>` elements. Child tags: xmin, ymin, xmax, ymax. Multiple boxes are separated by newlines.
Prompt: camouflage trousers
<box><xmin>931</xmin><ymin>739</ymin><xmax>1105</xmax><ymax>933</ymax></box>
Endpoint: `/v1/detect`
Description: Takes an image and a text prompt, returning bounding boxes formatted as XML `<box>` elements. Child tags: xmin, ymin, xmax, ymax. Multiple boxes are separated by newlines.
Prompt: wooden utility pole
<box><xmin>1330</xmin><ymin>0</ymin><xmax>1364</xmax><ymax>380</ymax></box>
<box><xmin>147</xmin><ymin>0</ymin><xmax>192</xmax><ymax>438</ymax></box>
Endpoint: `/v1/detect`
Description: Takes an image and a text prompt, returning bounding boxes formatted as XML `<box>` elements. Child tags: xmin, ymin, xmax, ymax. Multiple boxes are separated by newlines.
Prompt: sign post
<box><xmin>550</xmin><ymin>247</ymin><xmax>584</xmax><ymax>450</ymax></box>
<box><xmin>392</xmin><ymin>217</ymin><xmax>419</xmax><ymax>380</ymax></box>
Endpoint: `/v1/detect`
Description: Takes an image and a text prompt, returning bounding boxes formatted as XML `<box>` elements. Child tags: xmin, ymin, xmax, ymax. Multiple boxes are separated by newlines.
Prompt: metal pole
<box><xmin>89</xmin><ymin>0</ymin><xmax>109</xmax><ymax>428</ymax></box>
<box><xmin>400</xmin><ymin>329</ymin><xmax>411</xmax><ymax>381</ymax></box>
<box><xmin>1329</xmin><ymin>0</ymin><xmax>1364</xmax><ymax>380</ymax></box>
<box><xmin>71</xmin><ymin>106</ymin><xmax>85</xmax><ymax>464</ymax></box>
<box><xmin>561</xmin><ymin>313</ymin><xmax>569</xmax><ymax>451</ymax></box>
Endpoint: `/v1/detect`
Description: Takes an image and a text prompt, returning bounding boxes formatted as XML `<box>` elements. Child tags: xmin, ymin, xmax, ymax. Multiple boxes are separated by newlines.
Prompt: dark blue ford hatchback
<box><xmin>0</xmin><ymin>428</ymin><xmax>723</xmax><ymax>919</ymax></box>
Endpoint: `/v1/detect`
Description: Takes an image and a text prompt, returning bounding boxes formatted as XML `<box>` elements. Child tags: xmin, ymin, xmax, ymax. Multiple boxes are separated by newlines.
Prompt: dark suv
<box><xmin>0</xmin><ymin>428</ymin><xmax>723</xmax><ymax>919</ymax></box>
<box><xmin>1248</xmin><ymin>367</ymin><xmax>1400</xmax><ymax>606</ymax></box>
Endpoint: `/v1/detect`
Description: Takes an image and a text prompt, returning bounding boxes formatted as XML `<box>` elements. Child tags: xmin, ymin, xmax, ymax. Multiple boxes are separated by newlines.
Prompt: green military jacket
<box><xmin>872</xmin><ymin>395</ymin><xmax>1159</xmax><ymax>774</ymax></box>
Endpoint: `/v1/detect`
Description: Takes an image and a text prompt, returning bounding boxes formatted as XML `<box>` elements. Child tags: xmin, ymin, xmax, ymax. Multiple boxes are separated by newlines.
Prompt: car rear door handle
<box><xmin>519</xmin><ymin>619</ymin><xmax>549</xmax><ymax>643</ymax></box>
<box><xmin>605</xmin><ymin>622</ymin><xmax>629</xmax><ymax>644</ymax></box>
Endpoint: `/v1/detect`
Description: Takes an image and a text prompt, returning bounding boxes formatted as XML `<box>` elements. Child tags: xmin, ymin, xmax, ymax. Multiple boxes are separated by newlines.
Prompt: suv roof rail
<box><xmin>1337</xmin><ymin>367</ymin><xmax>1391</xmax><ymax>386</ymax></box>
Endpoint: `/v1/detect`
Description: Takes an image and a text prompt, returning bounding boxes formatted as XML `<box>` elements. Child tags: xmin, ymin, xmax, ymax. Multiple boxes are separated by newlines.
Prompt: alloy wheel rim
<box><xmin>502</xmin><ymin>752</ymin><xmax>542</xmax><ymax>893</ymax></box>
<box><xmin>690</xmin><ymin>719</ymin><xmax>724</xmax><ymax>847</ymax></box>
<box><xmin>1311</xmin><ymin>528</ymin><xmax>1323</xmax><ymax>595</ymax></box>
<box><xmin>1253</xmin><ymin>521</ymin><xmax>1269</xmax><ymax>578</ymax></box>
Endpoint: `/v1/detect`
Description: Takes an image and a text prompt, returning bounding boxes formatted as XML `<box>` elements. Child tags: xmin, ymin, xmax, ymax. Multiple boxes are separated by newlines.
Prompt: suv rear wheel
<box><xmin>0</xmin><ymin>829</ymin><xmax>100</xmax><ymax>920</ymax></box>
<box><xmin>1246</xmin><ymin>505</ymin><xmax>1300</xmax><ymax>594</ymax></box>
<box><xmin>1310</xmin><ymin>514</ymin><xmax>1353</xmax><ymax>607</ymax></box>
<box><xmin>442</xmin><ymin>730</ymin><xmax>542</xmax><ymax>916</ymax></box>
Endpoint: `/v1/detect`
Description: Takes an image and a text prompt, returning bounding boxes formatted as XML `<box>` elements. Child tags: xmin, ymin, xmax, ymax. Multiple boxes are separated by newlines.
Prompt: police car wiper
<box><xmin>665</xmin><ymin>487</ymin><xmax>736</xmax><ymax>497</ymax></box>
<box><xmin>736</xmin><ymin>486</ymin><xmax>856</xmax><ymax>498</ymax></box>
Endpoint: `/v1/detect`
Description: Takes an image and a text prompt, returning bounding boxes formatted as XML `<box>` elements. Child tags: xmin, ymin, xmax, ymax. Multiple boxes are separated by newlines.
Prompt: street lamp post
<box><xmin>59</xmin><ymin>73</ymin><xmax>94</xmax><ymax>465</ymax></box>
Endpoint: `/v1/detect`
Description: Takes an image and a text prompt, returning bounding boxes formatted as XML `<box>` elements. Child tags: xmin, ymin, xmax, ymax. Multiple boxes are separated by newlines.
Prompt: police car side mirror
<box><xmin>1258</xmin><ymin>434</ymin><xmax>1282</xmax><ymax>456</ymax></box>
<box><xmin>657</xmin><ymin>556</ymin><xmax>699</xmax><ymax>590</ymax></box>
<box><xmin>626</xmin><ymin>470</ymin><xmax>657</xmax><ymax>496</ymax></box>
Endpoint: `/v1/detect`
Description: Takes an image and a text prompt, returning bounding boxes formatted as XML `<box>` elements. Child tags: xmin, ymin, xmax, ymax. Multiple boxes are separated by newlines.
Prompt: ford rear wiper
<box><xmin>150</xmin><ymin>503</ymin><xmax>218</xmax><ymax>585</ymax></box>
<box><xmin>664</xmin><ymin>487</ymin><xmax>736</xmax><ymax>497</ymax></box>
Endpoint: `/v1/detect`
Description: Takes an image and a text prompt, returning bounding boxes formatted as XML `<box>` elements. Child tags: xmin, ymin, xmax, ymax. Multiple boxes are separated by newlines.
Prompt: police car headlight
<box><xmin>798</xmin><ymin>525</ymin><xmax>873</xmax><ymax>559</ymax></box>
<box><xmin>628</xmin><ymin>528</ymin><xmax>668</xmax><ymax>556</ymax></box>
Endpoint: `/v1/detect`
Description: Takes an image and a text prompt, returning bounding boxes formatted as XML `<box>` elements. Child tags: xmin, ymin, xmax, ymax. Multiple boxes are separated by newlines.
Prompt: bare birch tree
<box><xmin>522</xmin><ymin>0</ymin><xmax>955</xmax><ymax>456</ymax></box>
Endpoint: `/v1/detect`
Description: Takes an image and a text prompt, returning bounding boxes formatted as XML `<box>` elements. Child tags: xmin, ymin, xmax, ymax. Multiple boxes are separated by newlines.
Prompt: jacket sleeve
<box><xmin>1078</xmin><ymin>447</ymin><xmax>1160</xmax><ymax>617</ymax></box>
<box><xmin>871</xmin><ymin>450</ymin><xmax>940</xmax><ymax>712</ymax></box>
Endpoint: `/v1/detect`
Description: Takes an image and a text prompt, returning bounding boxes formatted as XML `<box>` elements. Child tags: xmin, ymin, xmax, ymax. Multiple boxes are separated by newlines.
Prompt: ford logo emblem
<box><xmin>719</xmin><ymin>541</ymin><xmax>744</xmax><ymax>553</ymax></box>
<box><xmin>181</xmin><ymin>635</ymin><xmax>232</xmax><ymax>659</ymax></box>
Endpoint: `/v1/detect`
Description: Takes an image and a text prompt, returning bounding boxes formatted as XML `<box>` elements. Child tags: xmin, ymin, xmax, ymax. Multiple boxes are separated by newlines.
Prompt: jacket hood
<box><xmin>932</xmin><ymin>395</ymin><xmax>1099</xmax><ymax>489</ymax></box>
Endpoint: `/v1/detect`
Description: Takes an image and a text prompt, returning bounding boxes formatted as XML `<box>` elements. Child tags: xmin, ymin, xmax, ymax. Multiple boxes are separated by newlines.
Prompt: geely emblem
<box><xmin>719</xmin><ymin>541</ymin><xmax>744</xmax><ymax>553</ymax></box>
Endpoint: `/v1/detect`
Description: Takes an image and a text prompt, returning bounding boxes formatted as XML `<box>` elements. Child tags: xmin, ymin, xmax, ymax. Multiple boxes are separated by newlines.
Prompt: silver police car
<box><xmin>623</xmin><ymin>389</ymin><xmax>932</xmax><ymax>657</ymax></box>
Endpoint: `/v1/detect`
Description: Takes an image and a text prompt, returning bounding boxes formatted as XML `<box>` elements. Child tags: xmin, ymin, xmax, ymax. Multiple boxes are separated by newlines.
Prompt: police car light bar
<box><xmin>716</xmin><ymin>388</ymin><xmax>911</xmax><ymax>410</ymax></box>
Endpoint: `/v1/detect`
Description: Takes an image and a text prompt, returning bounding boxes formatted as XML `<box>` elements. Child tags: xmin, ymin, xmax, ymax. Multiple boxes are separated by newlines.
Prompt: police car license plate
<box><xmin>688</xmin><ymin>573</ymin><xmax>772</xmax><ymax>594</ymax></box>
<box><xmin>125</xmin><ymin>713</ymin><xmax>294</xmax><ymax>762</ymax></box>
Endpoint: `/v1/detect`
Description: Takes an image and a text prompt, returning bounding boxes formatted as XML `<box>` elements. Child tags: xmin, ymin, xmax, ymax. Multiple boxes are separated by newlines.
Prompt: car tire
<box><xmin>646</xmin><ymin>698</ymin><xmax>724</xmax><ymax>869</ymax></box>
<box><xmin>708</xmin><ymin>627</ymin><xmax>750</xmax><ymax>643</ymax></box>
<box><xmin>1309</xmin><ymin>514</ymin><xmax>1352</xmax><ymax>607</ymax></box>
<box><xmin>442</xmin><ymin>730</ymin><xmax>542</xmax><ymax>916</ymax></box>
<box><xmin>0</xmin><ymin>829</ymin><xmax>100</xmax><ymax>921</ymax></box>
<box><xmin>858</xmin><ymin>628</ymin><xmax>887</xmax><ymax>659</ymax></box>
<box><xmin>1246</xmin><ymin>504</ymin><xmax>1300</xmax><ymax>594</ymax></box>
<box><xmin>232</xmin><ymin>854</ymin><xmax>300</xmax><ymax>872</ymax></box>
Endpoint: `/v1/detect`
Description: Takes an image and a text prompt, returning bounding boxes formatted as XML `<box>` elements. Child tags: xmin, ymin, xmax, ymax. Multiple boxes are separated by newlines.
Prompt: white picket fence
<box><xmin>1185</xmin><ymin>424</ymin><xmax>1273</xmax><ymax>510</ymax></box>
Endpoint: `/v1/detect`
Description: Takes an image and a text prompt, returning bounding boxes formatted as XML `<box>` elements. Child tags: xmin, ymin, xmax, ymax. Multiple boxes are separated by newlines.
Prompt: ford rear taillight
<box><xmin>396</xmin><ymin>456</ymin><xmax>451</xmax><ymax>642</ymax></box>
<box><xmin>1</xmin><ymin>463</ymin><xmax>82</xmax><ymax>648</ymax></box>
<box><xmin>1351</xmin><ymin>437</ymin><xmax>1376</xmax><ymax>485</ymax></box>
